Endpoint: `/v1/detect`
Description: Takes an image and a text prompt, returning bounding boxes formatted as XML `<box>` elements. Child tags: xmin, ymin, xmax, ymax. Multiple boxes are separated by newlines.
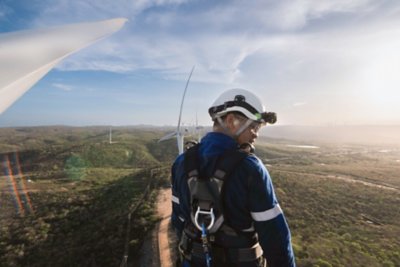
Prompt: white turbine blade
<box><xmin>176</xmin><ymin>66</ymin><xmax>195</xmax><ymax>133</ymax></box>
<box><xmin>158</xmin><ymin>131</ymin><xmax>177</xmax><ymax>142</ymax></box>
<box><xmin>2</xmin><ymin>58</ymin><xmax>63</xmax><ymax>112</ymax></box>
<box><xmin>177</xmin><ymin>132</ymin><xmax>184</xmax><ymax>155</ymax></box>
<box><xmin>0</xmin><ymin>18</ymin><xmax>127</xmax><ymax>114</ymax></box>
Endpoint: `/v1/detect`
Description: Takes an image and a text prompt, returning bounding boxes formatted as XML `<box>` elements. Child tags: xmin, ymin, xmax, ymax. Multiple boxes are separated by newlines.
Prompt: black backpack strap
<box><xmin>184</xmin><ymin>143</ymin><xmax>200</xmax><ymax>179</ymax></box>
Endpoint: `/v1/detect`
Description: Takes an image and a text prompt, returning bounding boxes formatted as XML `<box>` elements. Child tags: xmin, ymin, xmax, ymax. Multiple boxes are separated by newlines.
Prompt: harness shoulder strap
<box><xmin>184</xmin><ymin>143</ymin><xmax>200</xmax><ymax>179</ymax></box>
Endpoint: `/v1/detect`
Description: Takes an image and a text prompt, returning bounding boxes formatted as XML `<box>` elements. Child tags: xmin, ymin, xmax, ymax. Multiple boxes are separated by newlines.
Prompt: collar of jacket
<box><xmin>199</xmin><ymin>132</ymin><xmax>238</xmax><ymax>157</ymax></box>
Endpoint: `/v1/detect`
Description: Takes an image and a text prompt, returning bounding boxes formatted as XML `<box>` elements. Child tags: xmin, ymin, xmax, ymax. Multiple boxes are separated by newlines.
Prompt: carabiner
<box><xmin>194</xmin><ymin>207</ymin><xmax>215</xmax><ymax>231</ymax></box>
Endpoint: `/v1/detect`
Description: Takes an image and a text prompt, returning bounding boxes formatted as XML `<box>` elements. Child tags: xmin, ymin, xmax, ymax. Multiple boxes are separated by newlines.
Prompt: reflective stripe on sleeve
<box><xmin>250</xmin><ymin>204</ymin><xmax>282</xmax><ymax>222</ymax></box>
<box><xmin>172</xmin><ymin>195</ymin><xmax>180</xmax><ymax>205</ymax></box>
<box><xmin>242</xmin><ymin>225</ymin><xmax>255</xmax><ymax>232</ymax></box>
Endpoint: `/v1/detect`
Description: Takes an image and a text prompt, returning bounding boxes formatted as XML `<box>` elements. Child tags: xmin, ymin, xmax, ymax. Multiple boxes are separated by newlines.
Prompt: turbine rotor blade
<box><xmin>177</xmin><ymin>65</ymin><xmax>195</xmax><ymax>133</ymax></box>
<box><xmin>158</xmin><ymin>131</ymin><xmax>177</xmax><ymax>142</ymax></box>
<box><xmin>0</xmin><ymin>18</ymin><xmax>127</xmax><ymax>114</ymax></box>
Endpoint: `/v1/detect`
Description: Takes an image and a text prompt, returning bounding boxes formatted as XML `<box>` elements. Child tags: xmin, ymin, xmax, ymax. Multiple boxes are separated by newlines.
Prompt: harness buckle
<box><xmin>194</xmin><ymin>206</ymin><xmax>215</xmax><ymax>231</ymax></box>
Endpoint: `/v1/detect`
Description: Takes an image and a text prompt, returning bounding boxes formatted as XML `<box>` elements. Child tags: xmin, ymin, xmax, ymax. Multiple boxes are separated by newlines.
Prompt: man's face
<box><xmin>226</xmin><ymin>113</ymin><xmax>262</xmax><ymax>145</ymax></box>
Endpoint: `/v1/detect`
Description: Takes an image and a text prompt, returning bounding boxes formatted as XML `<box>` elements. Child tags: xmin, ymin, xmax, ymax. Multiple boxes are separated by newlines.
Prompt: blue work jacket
<box><xmin>171</xmin><ymin>132</ymin><xmax>296</xmax><ymax>267</ymax></box>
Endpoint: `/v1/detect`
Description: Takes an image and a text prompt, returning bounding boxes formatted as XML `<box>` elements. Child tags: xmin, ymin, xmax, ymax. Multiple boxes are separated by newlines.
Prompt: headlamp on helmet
<box><xmin>261</xmin><ymin>112</ymin><xmax>277</xmax><ymax>124</ymax></box>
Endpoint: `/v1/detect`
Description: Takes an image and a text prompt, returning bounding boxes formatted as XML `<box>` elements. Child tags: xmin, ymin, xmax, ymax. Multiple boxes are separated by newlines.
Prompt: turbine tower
<box><xmin>158</xmin><ymin>66</ymin><xmax>195</xmax><ymax>155</ymax></box>
<box><xmin>195</xmin><ymin>111</ymin><xmax>204</xmax><ymax>142</ymax></box>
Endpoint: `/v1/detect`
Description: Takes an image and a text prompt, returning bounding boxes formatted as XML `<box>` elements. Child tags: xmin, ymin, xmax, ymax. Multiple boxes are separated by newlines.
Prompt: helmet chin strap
<box><xmin>234</xmin><ymin>119</ymin><xmax>253</xmax><ymax>137</ymax></box>
<box><xmin>217</xmin><ymin>116</ymin><xmax>253</xmax><ymax>140</ymax></box>
<box><xmin>217</xmin><ymin>117</ymin><xmax>231</xmax><ymax>135</ymax></box>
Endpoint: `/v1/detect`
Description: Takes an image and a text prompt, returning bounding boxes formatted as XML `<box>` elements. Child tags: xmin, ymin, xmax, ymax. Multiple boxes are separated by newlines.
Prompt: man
<box><xmin>171</xmin><ymin>89</ymin><xmax>296</xmax><ymax>267</ymax></box>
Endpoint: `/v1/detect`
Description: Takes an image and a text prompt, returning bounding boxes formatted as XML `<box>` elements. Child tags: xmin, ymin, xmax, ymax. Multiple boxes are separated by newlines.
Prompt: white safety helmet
<box><xmin>208</xmin><ymin>88</ymin><xmax>277</xmax><ymax>124</ymax></box>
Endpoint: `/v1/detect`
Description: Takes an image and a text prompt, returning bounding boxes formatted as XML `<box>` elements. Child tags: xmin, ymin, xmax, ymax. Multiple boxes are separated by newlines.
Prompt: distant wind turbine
<box><xmin>109</xmin><ymin>127</ymin><xmax>113</xmax><ymax>144</ymax></box>
<box><xmin>158</xmin><ymin>66</ymin><xmax>195</xmax><ymax>155</ymax></box>
<box><xmin>109</xmin><ymin>126</ymin><xmax>119</xmax><ymax>144</ymax></box>
<box><xmin>0</xmin><ymin>18</ymin><xmax>127</xmax><ymax>115</ymax></box>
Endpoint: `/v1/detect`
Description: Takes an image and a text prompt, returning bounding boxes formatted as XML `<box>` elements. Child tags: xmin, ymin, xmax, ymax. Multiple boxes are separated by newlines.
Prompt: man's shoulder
<box><xmin>242</xmin><ymin>153</ymin><xmax>263</xmax><ymax>167</ymax></box>
<box><xmin>238</xmin><ymin>153</ymin><xmax>268</xmax><ymax>178</ymax></box>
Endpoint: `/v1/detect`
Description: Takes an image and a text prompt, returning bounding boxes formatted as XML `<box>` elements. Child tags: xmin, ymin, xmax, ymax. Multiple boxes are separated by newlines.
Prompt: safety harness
<box><xmin>179</xmin><ymin>144</ymin><xmax>263</xmax><ymax>265</ymax></box>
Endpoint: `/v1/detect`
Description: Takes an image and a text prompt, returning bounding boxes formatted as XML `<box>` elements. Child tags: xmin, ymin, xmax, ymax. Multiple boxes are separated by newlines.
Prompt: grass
<box><xmin>257</xmin><ymin>140</ymin><xmax>400</xmax><ymax>267</ymax></box>
<box><xmin>0</xmin><ymin>167</ymin><xmax>164</xmax><ymax>266</ymax></box>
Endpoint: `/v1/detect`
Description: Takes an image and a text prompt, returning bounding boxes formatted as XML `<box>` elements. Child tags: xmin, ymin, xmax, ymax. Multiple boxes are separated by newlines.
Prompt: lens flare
<box><xmin>2</xmin><ymin>155</ymin><xmax>24</xmax><ymax>216</ymax></box>
<box><xmin>13</xmin><ymin>152</ymin><xmax>34</xmax><ymax>214</ymax></box>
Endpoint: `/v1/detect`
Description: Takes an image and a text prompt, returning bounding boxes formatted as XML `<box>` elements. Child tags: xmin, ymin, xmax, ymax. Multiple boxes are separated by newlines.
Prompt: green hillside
<box><xmin>0</xmin><ymin>126</ymin><xmax>176</xmax><ymax>266</ymax></box>
<box><xmin>0</xmin><ymin>126</ymin><xmax>399</xmax><ymax>267</ymax></box>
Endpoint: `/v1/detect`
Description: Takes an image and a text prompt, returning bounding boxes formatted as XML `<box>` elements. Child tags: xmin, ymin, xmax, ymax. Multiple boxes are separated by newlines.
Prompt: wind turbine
<box><xmin>108</xmin><ymin>126</ymin><xmax>119</xmax><ymax>144</ymax></box>
<box><xmin>109</xmin><ymin>127</ymin><xmax>113</xmax><ymax>144</ymax></box>
<box><xmin>158</xmin><ymin>66</ymin><xmax>195</xmax><ymax>155</ymax></box>
<box><xmin>0</xmin><ymin>18</ymin><xmax>127</xmax><ymax>115</ymax></box>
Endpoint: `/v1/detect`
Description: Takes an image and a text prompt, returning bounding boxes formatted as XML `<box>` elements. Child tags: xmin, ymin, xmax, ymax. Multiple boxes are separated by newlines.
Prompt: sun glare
<box><xmin>355</xmin><ymin>41</ymin><xmax>400</xmax><ymax>122</ymax></box>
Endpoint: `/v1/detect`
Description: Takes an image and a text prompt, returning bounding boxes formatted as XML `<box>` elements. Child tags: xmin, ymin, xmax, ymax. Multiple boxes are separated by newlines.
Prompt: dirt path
<box><xmin>139</xmin><ymin>188</ymin><xmax>176</xmax><ymax>267</ymax></box>
<box><xmin>157</xmin><ymin>188</ymin><xmax>174</xmax><ymax>267</ymax></box>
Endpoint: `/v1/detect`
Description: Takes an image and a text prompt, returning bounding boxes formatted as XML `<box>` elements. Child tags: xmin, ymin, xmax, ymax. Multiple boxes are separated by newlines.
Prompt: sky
<box><xmin>1</xmin><ymin>0</ymin><xmax>400</xmax><ymax>127</ymax></box>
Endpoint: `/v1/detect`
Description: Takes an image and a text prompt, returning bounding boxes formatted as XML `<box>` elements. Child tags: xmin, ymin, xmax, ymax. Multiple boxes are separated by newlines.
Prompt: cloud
<box><xmin>52</xmin><ymin>83</ymin><xmax>73</xmax><ymax>91</ymax></box>
<box><xmin>49</xmin><ymin>0</ymin><xmax>391</xmax><ymax>82</ymax></box>
<box><xmin>32</xmin><ymin>0</ymin><xmax>189</xmax><ymax>26</ymax></box>
<box><xmin>166</xmin><ymin>0</ymin><xmax>378</xmax><ymax>33</ymax></box>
